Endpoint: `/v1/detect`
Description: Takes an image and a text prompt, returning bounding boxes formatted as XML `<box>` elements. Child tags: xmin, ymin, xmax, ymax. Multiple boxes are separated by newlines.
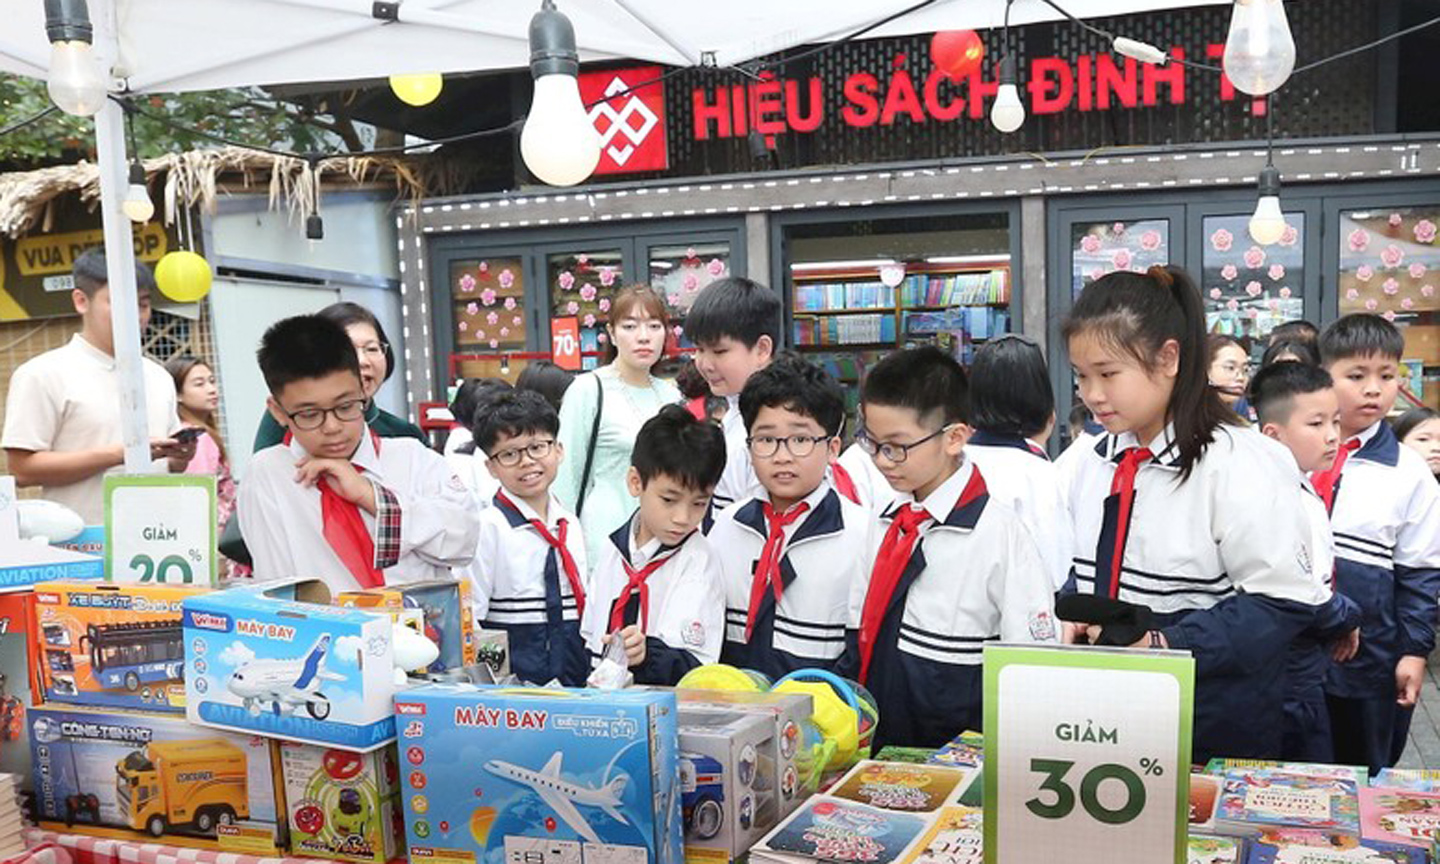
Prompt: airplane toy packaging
<box><xmin>676</xmin><ymin>709</ymin><xmax>783</xmax><ymax>864</ymax></box>
<box><xmin>336</xmin><ymin>580</ymin><xmax>476</xmax><ymax>673</ymax></box>
<box><xmin>279</xmin><ymin>740</ymin><xmax>404</xmax><ymax>864</ymax></box>
<box><xmin>394</xmin><ymin>683</ymin><xmax>684</xmax><ymax>864</ymax></box>
<box><xmin>26</xmin><ymin>703</ymin><xmax>285</xmax><ymax>853</ymax></box>
<box><xmin>34</xmin><ymin>581</ymin><xmax>210</xmax><ymax>713</ymax></box>
<box><xmin>182</xmin><ymin>580</ymin><xmax>397</xmax><ymax>750</ymax></box>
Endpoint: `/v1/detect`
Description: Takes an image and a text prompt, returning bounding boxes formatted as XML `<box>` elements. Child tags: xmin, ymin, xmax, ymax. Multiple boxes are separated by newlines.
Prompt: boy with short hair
<box><xmin>466</xmin><ymin>390</ymin><xmax>589</xmax><ymax>686</ymax></box>
<box><xmin>1317</xmin><ymin>314</ymin><xmax>1440</xmax><ymax>773</ymax></box>
<box><xmin>1248</xmin><ymin>361</ymin><xmax>1361</xmax><ymax>762</ymax></box>
<box><xmin>708</xmin><ymin>354</ymin><xmax>872</xmax><ymax>679</ymax></box>
<box><xmin>686</xmin><ymin>277</ymin><xmax>782</xmax><ymax>510</ymax></box>
<box><xmin>836</xmin><ymin>346</ymin><xmax>1055</xmax><ymax>751</ymax></box>
<box><xmin>580</xmin><ymin>405</ymin><xmax>728</xmax><ymax>685</ymax></box>
<box><xmin>239</xmin><ymin>315</ymin><xmax>478</xmax><ymax>591</ymax></box>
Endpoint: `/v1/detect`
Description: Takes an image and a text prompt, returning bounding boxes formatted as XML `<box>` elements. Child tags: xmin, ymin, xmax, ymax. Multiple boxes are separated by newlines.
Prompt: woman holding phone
<box><xmin>166</xmin><ymin>356</ymin><xmax>236</xmax><ymax>530</ymax></box>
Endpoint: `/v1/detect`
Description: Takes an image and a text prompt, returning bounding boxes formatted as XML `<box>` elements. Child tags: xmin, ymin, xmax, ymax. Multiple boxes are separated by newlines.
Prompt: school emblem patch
<box><xmin>682</xmin><ymin>621</ymin><xmax>706</xmax><ymax>647</ymax></box>
<box><xmin>1297</xmin><ymin>543</ymin><xmax>1313</xmax><ymax>578</ymax></box>
<box><xmin>1028</xmin><ymin>610</ymin><xmax>1057</xmax><ymax>642</ymax></box>
<box><xmin>447</xmin><ymin>474</ymin><xmax>467</xmax><ymax>492</ymax></box>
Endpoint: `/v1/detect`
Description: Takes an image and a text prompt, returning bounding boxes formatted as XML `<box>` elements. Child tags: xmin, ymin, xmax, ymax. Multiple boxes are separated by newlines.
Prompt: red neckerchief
<box><xmin>1311</xmin><ymin>438</ymin><xmax>1362</xmax><ymax>515</ymax></box>
<box><xmin>319</xmin><ymin>430</ymin><xmax>383</xmax><ymax>589</ymax></box>
<box><xmin>496</xmin><ymin>492</ymin><xmax>586</xmax><ymax>614</ymax></box>
<box><xmin>745</xmin><ymin>502</ymin><xmax>811</xmax><ymax>639</ymax></box>
<box><xmin>608</xmin><ymin>544</ymin><xmax>682</xmax><ymax>633</ymax></box>
<box><xmin>1101</xmin><ymin>447</ymin><xmax>1152</xmax><ymax>598</ymax></box>
<box><xmin>830</xmin><ymin>461</ymin><xmax>861</xmax><ymax>505</ymax></box>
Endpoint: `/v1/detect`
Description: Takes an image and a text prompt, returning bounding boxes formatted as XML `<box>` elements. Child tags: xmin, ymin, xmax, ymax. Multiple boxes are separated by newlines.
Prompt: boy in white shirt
<box><xmin>709</xmin><ymin>354</ymin><xmax>871</xmax><ymax>679</ymax></box>
<box><xmin>466</xmin><ymin>390</ymin><xmax>589</xmax><ymax>686</ymax></box>
<box><xmin>238</xmin><ymin>315</ymin><xmax>478</xmax><ymax>592</ymax></box>
<box><xmin>579</xmin><ymin>405</ymin><xmax>727</xmax><ymax>685</ymax></box>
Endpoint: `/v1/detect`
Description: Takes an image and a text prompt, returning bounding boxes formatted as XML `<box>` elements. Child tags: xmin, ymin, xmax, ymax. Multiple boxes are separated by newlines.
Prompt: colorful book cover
<box><xmin>1192</xmin><ymin>773</ymin><xmax>1222</xmax><ymax>830</ymax></box>
<box><xmin>1188</xmin><ymin>833</ymin><xmax>1245</xmax><ymax>864</ymax></box>
<box><xmin>1243</xmin><ymin>827</ymin><xmax>1424</xmax><ymax>863</ymax></box>
<box><xmin>830</xmin><ymin>761</ymin><xmax>971</xmax><ymax>813</ymax></box>
<box><xmin>928</xmin><ymin>731</ymin><xmax>983</xmax><ymax>770</ymax></box>
<box><xmin>1219</xmin><ymin>768</ymin><xmax>1360</xmax><ymax>832</ymax></box>
<box><xmin>898</xmin><ymin>806</ymin><xmax>981</xmax><ymax>864</ymax></box>
<box><xmin>1360</xmin><ymin>788</ymin><xmax>1440</xmax><ymax>849</ymax></box>
<box><xmin>1206</xmin><ymin>760</ymin><xmax>1369</xmax><ymax>787</ymax></box>
<box><xmin>756</xmin><ymin>796</ymin><xmax>929</xmax><ymax>864</ymax></box>
<box><xmin>1374</xmin><ymin>770</ymin><xmax>1440</xmax><ymax>793</ymax></box>
<box><xmin>874</xmin><ymin>747</ymin><xmax>938</xmax><ymax>765</ymax></box>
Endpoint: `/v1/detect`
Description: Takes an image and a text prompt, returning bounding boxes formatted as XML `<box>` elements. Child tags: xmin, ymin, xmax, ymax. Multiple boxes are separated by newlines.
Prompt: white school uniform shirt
<box><xmin>238</xmin><ymin>433</ymin><xmax>480</xmax><ymax>593</ymax></box>
<box><xmin>1330</xmin><ymin>420</ymin><xmax>1440</xmax><ymax>581</ymax></box>
<box><xmin>1296</xmin><ymin>466</ymin><xmax>1337</xmax><ymax>597</ymax></box>
<box><xmin>837</xmin><ymin>441</ymin><xmax>898</xmax><ymax>517</ymax></box>
<box><xmin>847</xmin><ymin>458</ymin><xmax>1058</xmax><ymax>666</ymax></box>
<box><xmin>443</xmin><ymin>426</ymin><xmax>473</xmax><ymax>457</ymax></box>
<box><xmin>466</xmin><ymin>492</ymin><xmax>589</xmax><ymax>625</ymax></box>
<box><xmin>708</xmin><ymin>481</ymin><xmax>870</xmax><ymax>663</ymax></box>
<box><xmin>712</xmin><ymin>394</ymin><xmax>759</xmax><ymax>511</ymax></box>
<box><xmin>580</xmin><ymin>514</ymin><xmax>725</xmax><ymax>665</ymax></box>
<box><xmin>1</xmin><ymin>334</ymin><xmax>181</xmax><ymax>524</ymax></box>
<box><xmin>967</xmin><ymin>436</ymin><xmax>1075</xmax><ymax>590</ymax></box>
<box><xmin>444</xmin><ymin>448</ymin><xmax>497</xmax><ymax>512</ymax></box>
<box><xmin>1063</xmin><ymin>424</ymin><xmax>1326</xmax><ymax>612</ymax></box>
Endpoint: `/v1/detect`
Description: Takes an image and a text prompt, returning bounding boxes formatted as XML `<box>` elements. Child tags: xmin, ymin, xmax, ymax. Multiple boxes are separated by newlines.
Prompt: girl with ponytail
<box><xmin>1058</xmin><ymin>265</ymin><xmax>1327</xmax><ymax>761</ymax></box>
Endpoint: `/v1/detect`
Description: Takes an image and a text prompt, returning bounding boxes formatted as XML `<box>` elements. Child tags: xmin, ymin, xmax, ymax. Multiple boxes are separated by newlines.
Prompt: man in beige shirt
<box><xmin>2</xmin><ymin>247</ymin><xmax>193</xmax><ymax>524</ymax></box>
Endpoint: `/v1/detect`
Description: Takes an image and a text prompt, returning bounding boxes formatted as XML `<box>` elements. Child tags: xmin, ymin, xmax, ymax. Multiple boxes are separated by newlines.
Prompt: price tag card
<box><xmin>551</xmin><ymin>316</ymin><xmax>581</xmax><ymax>370</ymax></box>
<box><xmin>104</xmin><ymin>475</ymin><xmax>218</xmax><ymax>585</ymax></box>
<box><xmin>983</xmin><ymin>644</ymin><xmax>1194</xmax><ymax>864</ymax></box>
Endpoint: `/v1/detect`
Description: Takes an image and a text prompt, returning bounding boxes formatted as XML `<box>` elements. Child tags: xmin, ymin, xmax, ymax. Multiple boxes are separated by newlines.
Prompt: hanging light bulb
<box><xmin>306</xmin><ymin>213</ymin><xmax>324</xmax><ymax>242</ymax></box>
<box><xmin>1113</xmin><ymin>37</ymin><xmax>1168</xmax><ymax>66</ymax></box>
<box><xmin>121</xmin><ymin>160</ymin><xmax>153</xmax><ymax>223</ymax></box>
<box><xmin>390</xmin><ymin>74</ymin><xmax>444</xmax><ymax>107</ymax></box>
<box><xmin>991</xmin><ymin>55</ymin><xmax>1025</xmax><ymax>133</ymax></box>
<box><xmin>1222</xmin><ymin>0</ymin><xmax>1296</xmax><ymax>96</ymax></box>
<box><xmin>43</xmin><ymin>0</ymin><xmax>107</xmax><ymax>116</ymax></box>
<box><xmin>500</xmin><ymin>355</ymin><xmax>511</xmax><ymax>375</ymax></box>
<box><xmin>520</xmin><ymin>0</ymin><xmax>601</xmax><ymax>187</ymax></box>
<box><xmin>1248</xmin><ymin>165</ymin><xmax>1287</xmax><ymax>245</ymax></box>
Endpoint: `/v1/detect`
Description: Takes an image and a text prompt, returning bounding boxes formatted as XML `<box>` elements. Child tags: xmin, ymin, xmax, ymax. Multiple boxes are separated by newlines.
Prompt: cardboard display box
<box><xmin>34</xmin><ymin>582</ymin><xmax>209</xmax><ymax>713</ymax></box>
<box><xmin>182</xmin><ymin>580</ymin><xmax>397</xmax><ymax>750</ymax></box>
<box><xmin>27</xmin><ymin>704</ymin><xmax>285</xmax><ymax>854</ymax></box>
<box><xmin>336</xmin><ymin>581</ymin><xmax>476</xmax><ymax>674</ymax></box>
<box><xmin>677</xmin><ymin>709</ymin><xmax>781</xmax><ymax>864</ymax></box>
<box><xmin>279</xmin><ymin>741</ymin><xmax>405</xmax><ymax>864</ymax></box>
<box><xmin>0</xmin><ymin>592</ymin><xmax>38</xmax><ymax>789</ymax></box>
<box><xmin>674</xmin><ymin>690</ymin><xmax>815</xmax><ymax>817</ymax></box>
<box><xmin>394</xmin><ymin>683</ymin><xmax>684</xmax><ymax>864</ymax></box>
<box><xmin>0</xmin><ymin>478</ymin><xmax>103</xmax><ymax>590</ymax></box>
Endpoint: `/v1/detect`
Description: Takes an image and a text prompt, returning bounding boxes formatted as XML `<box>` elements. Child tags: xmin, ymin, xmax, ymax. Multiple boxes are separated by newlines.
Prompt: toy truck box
<box><xmin>34</xmin><ymin>581</ymin><xmax>210</xmax><ymax>713</ymax></box>
<box><xmin>336</xmin><ymin>580</ymin><xmax>476</xmax><ymax>673</ymax></box>
<box><xmin>0</xmin><ymin>592</ymin><xmax>38</xmax><ymax>788</ymax></box>
<box><xmin>182</xmin><ymin>579</ymin><xmax>397</xmax><ymax>750</ymax></box>
<box><xmin>394</xmin><ymin>683</ymin><xmax>684</xmax><ymax>864</ymax></box>
<box><xmin>279</xmin><ymin>740</ymin><xmax>405</xmax><ymax>864</ymax></box>
<box><xmin>677</xmin><ymin>709</ymin><xmax>782</xmax><ymax>864</ymax></box>
<box><xmin>27</xmin><ymin>704</ymin><xmax>284</xmax><ymax>853</ymax></box>
<box><xmin>675</xmin><ymin>690</ymin><xmax>815</xmax><ymax>816</ymax></box>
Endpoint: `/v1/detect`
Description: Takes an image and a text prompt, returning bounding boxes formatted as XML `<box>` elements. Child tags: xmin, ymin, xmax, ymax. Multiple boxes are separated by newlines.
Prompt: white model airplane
<box><xmin>485</xmin><ymin>753</ymin><xmax>628</xmax><ymax>844</ymax></box>
<box><xmin>227</xmin><ymin>633</ymin><xmax>346</xmax><ymax>719</ymax></box>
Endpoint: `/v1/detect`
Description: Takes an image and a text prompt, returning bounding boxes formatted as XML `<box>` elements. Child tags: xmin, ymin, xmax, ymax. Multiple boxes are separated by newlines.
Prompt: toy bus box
<box><xmin>335</xmin><ymin>580</ymin><xmax>476</xmax><ymax>673</ymax></box>
<box><xmin>0</xmin><ymin>592</ymin><xmax>38</xmax><ymax>789</ymax></box>
<box><xmin>674</xmin><ymin>690</ymin><xmax>816</xmax><ymax>817</ymax></box>
<box><xmin>26</xmin><ymin>703</ymin><xmax>285</xmax><ymax>853</ymax></box>
<box><xmin>393</xmin><ymin>683</ymin><xmax>684</xmax><ymax>864</ymax></box>
<box><xmin>182</xmin><ymin>579</ymin><xmax>397</xmax><ymax>751</ymax></box>
<box><xmin>279</xmin><ymin>740</ymin><xmax>405</xmax><ymax>864</ymax></box>
<box><xmin>33</xmin><ymin>581</ymin><xmax>210</xmax><ymax>713</ymax></box>
<box><xmin>676</xmin><ymin>709</ymin><xmax>782</xmax><ymax>864</ymax></box>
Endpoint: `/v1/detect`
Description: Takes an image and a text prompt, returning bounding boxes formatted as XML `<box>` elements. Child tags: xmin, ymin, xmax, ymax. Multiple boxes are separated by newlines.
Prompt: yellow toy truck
<box><xmin>116</xmin><ymin>739</ymin><xmax>249</xmax><ymax>836</ymax></box>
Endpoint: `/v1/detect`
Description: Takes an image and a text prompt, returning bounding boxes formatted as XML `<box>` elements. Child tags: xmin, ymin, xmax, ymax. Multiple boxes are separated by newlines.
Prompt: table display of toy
<box><xmin>278</xmin><ymin>742</ymin><xmax>404</xmax><ymax>864</ymax></box>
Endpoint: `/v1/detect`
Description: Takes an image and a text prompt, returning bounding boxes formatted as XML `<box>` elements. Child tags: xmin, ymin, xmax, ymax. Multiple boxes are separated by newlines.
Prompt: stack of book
<box><xmin>899</xmin><ymin>271</ymin><xmax>1008</xmax><ymax>307</ymax></box>
<box><xmin>794</xmin><ymin>281</ymin><xmax>896</xmax><ymax>312</ymax></box>
<box><xmin>792</xmin><ymin>313</ymin><xmax>896</xmax><ymax>347</ymax></box>
<box><xmin>0</xmin><ymin>773</ymin><xmax>25</xmax><ymax>861</ymax></box>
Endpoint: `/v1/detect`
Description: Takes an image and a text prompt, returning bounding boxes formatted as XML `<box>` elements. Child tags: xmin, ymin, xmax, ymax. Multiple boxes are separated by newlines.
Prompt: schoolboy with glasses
<box><xmin>836</xmin><ymin>346</ymin><xmax>1056</xmax><ymax>751</ymax></box>
<box><xmin>708</xmin><ymin>354</ymin><xmax>872</xmax><ymax>679</ymax></box>
<box><xmin>463</xmin><ymin>390</ymin><xmax>590</xmax><ymax>686</ymax></box>
<box><xmin>239</xmin><ymin>315</ymin><xmax>478</xmax><ymax>592</ymax></box>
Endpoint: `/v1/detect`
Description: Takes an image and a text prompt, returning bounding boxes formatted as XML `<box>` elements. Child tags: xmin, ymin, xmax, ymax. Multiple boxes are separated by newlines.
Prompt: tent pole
<box><xmin>93</xmin><ymin>98</ymin><xmax>155</xmax><ymax>474</ymax></box>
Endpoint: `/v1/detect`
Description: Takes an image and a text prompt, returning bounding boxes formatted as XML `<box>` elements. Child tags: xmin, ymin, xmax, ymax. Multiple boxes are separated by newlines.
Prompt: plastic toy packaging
<box><xmin>586</xmin><ymin>629</ymin><xmax>633</xmax><ymax>689</ymax></box>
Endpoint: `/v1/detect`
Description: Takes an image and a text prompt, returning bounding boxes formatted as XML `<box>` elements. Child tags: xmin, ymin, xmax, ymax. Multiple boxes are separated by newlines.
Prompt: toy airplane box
<box><xmin>394</xmin><ymin>683</ymin><xmax>684</xmax><ymax>864</ymax></box>
<box><xmin>336</xmin><ymin>580</ymin><xmax>477</xmax><ymax>673</ymax></box>
<box><xmin>279</xmin><ymin>740</ymin><xmax>404</xmax><ymax>864</ymax></box>
<box><xmin>0</xmin><ymin>478</ymin><xmax>104</xmax><ymax>590</ymax></box>
<box><xmin>33</xmin><ymin>581</ymin><xmax>210</xmax><ymax>713</ymax></box>
<box><xmin>27</xmin><ymin>703</ymin><xmax>285</xmax><ymax>853</ymax></box>
<box><xmin>677</xmin><ymin>709</ymin><xmax>782</xmax><ymax>864</ymax></box>
<box><xmin>182</xmin><ymin>579</ymin><xmax>397</xmax><ymax>751</ymax></box>
<box><xmin>675</xmin><ymin>690</ymin><xmax>816</xmax><ymax>816</ymax></box>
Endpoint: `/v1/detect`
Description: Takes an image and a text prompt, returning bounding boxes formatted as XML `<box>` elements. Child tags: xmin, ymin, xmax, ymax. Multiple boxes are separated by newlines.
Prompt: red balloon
<box><xmin>930</xmin><ymin>30</ymin><xmax>985</xmax><ymax>80</ymax></box>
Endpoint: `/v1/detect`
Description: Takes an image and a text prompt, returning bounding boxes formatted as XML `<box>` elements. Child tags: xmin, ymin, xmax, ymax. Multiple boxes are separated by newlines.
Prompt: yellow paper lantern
<box><xmin>153</xmin><ymin>250</ymin><xmax>213</xmax><ymax>303</ymax></box>
<box><xmin>389</xmin><ymin>73</ymin><xmax>444</xmax><ymax>107</ymax></box>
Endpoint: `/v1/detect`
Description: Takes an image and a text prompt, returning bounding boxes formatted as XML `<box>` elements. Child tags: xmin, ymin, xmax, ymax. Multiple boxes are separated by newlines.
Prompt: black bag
<box><xmin>574</xmin><ymin>373</ymin><xmax>604</xmax><ymax>517</ymax></box>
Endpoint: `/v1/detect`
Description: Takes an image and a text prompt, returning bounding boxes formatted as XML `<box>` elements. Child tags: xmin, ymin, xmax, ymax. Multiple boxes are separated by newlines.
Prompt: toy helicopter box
<box><xmin>33</xmin><ymin>581</ymin><xmax>210</xmax><ymax>713</ymax></box>
<box><xmin>393</xmin><ymin>683</ymin><xmax>684</xmax><ymax>864</ymax></box>
<box><xmin>676</xmin><ymin>709</ymin><xmax>781</xmax><ymax>864</ymax></box>
<box><xmin>279</xmin><ymin>740</ymin><xmax>404</xmax><ymax>864</ymax></box>
<box><xmin>26</xmin><ymin>703</ymin><xmax>285</xmax><ymax>853</ymax></box>
<box><xmin>675</xmin><ymin>690</ymin><xmax>815</xmax><ymax>816</ymax></box>
<box><xmin>182</xmin><ymin>579</ymin><xmax>397</xmax><ymax>751</ymax></box>
<box><xmin>336</xmin><ymin>580</ymin><xmax>477</xmax><ymax>673</ymax></box>
<box><xmin>0</xmin><ymin>592</ymin><xmax>38</xmax><ymax>788</ymax></box>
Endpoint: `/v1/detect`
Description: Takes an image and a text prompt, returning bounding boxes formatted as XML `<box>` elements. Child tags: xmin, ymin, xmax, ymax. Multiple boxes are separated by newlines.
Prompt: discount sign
<box><xmin>104</xmin><ymin>476</ymin><xmax>218</xmax><ymax>585</ymax></box>
<box><xmin>551</xmin><ymin>316</ymin><xmax>581</xmax><ymax>370</ymax></box>
<box><xmin>983</xmin><ymin>644</ymin><xmax>1194</xmax><ymax>864</ymax></box>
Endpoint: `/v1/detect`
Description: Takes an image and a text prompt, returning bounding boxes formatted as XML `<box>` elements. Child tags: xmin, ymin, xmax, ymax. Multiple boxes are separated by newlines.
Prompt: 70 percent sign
<box><xmin>1026</xmin><ymin>756</ymin><xmax>1163</xmax><ymax>826</ymax></box>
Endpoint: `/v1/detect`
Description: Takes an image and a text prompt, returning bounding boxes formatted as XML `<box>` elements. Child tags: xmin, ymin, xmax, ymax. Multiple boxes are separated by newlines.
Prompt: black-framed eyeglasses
<box><xmin>855</xmin><ymin>425</ymin><xmax>956</xmax><ymax>464</ymax></box>
<box><xmin>747</xmin><ymin>434</ymin><xmax>832</xmax><ymax>459</ymax></box>
<box><xmin>489</xmin><ymin>439</ymin><xmax>557</xmax><ymax>467</ymax></box>
<box><xmin>283</xmin><ymin>398</ymin><xmax>370</xmax><ymax>431</ymax></box>
<box><xmin>355</xmin><ymin>341</ymin><xmax>389</xmax><ymax>359</ymax></box>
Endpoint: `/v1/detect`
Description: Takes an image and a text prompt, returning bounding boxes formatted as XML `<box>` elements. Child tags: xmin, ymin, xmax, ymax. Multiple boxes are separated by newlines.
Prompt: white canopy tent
<box><xmin>0</xmin><ymin>0</ymin><xmax>1226</xmax><ymax>471</ymax></box>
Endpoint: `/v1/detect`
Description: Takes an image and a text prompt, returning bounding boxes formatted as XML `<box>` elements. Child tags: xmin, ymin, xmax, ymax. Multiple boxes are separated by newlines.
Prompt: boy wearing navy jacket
<box><xmin>836</xmin><ymin>347</ymin><xmax>1056</xmax><ymax>751</ymax></box>
<box><xmin>709</xmin><ymin>355</ymin><xmax>872</xmax><ymax>679</ymax></box>
<box><xmin>1318</xmin><ymin>314</ymin><xmax>1440</xmax><ymax>773</ymax></box>
<box><xmin>465</xmin><ymin>390</ymin><xmax>589</xmax><ymax>686</ymax></box>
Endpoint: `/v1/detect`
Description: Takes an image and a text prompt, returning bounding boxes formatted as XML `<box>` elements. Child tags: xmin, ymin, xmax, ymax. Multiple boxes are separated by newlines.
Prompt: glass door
<box><xmin>429</xmin><ymin>239</ymin><xmax>549</xmax><ymax>384</ymax></box>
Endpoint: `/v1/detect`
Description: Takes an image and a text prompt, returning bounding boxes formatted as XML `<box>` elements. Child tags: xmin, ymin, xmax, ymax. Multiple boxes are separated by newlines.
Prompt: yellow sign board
<box><xmin>15</xmin><ymin>223</ymin><xmax>168</xmax><ymax>276</ymax></box>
